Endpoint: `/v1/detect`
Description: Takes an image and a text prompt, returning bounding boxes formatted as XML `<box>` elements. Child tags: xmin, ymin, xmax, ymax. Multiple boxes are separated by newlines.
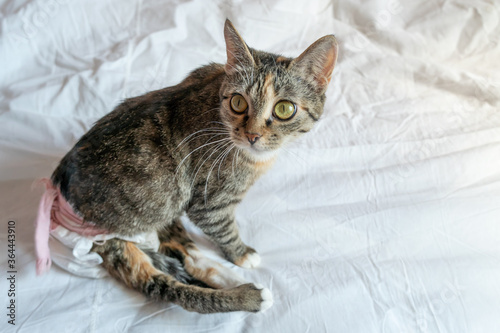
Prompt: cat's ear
<box><xmin>224</xmin><ymin>19</ymin><xmax>255</xmax><ymax>74</ymax></box>
<box><xmin>290</xmin><ymin>35</ymin><xmax>338</xmax><ymax>92</ymax></box>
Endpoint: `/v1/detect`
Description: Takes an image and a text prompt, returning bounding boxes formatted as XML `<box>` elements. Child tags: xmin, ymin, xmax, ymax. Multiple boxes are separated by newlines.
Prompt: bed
<box><xmin>1</xmin><ymin>0</ymin><xmax>499</xmax><ymax>332</ymax></box>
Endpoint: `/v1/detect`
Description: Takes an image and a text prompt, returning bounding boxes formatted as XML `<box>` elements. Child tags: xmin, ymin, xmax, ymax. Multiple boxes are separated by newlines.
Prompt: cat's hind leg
<box><xmin>93</xmin><ymin>238</ymin><xmax>272</xmax><ymax>313</ymax></box>
<box><xmin>157</xmin><ymin>219</ymin><xmax>249</xmax><ymax>289</ymax></box>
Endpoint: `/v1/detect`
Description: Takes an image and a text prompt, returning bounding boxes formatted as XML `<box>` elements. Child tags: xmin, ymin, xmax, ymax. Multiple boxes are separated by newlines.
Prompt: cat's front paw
<box><xmin>233</xmin><ymin>247</ymin><xmax>261</xmax><ymax>269</ymax></box>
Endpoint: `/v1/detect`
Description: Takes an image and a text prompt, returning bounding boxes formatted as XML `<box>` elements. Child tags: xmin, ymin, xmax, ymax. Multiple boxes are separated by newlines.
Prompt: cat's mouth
<box><xmin>234</xmin><ymin>140</ymin><xmax>278</xmax><ymax>161</ymax></box>
<box><xmin>228</xmin><ymin>130</ymin><xmax>278</xmax><ymax>161</ymax></box>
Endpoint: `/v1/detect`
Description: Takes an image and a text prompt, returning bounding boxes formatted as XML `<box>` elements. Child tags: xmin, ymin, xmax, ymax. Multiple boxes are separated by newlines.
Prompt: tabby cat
<box><xmin>48</xmin><ymin>19</ymin><xmax>338</xmax><ymax>313</ymax></box>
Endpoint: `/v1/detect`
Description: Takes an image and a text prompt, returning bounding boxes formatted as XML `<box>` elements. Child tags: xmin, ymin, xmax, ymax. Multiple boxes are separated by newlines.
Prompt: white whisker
<box><xmin>175</xmin><ymin>137</ymin><xmax>231</xmax><ymax>174</ymax></box>
<box><xmin>231</xmin><ymin>147</ymin><xmax>241</xmax><ymax>176</ymax></box>
<box><xmin>193</xmin><ymin>107</ymin><xmax>221</xmax><ymax>119</ymax></box>
<box><xmin>208</xmin><ymin>121</ymin><xmax>228</xmax><ymax>127</ymax></box>
<box><xmin>190</xmin><ymin>141</ymin><xmax>232</xmax><ymax>189</ymax></box>
<box><xmin>177</xmin><ymin>128</ymin><xmax>228</xmax><ymax>149</ymax></box>
<box><xmin>218</xmin><ymin>144</ymin><xmax>235</xmax><ymax>179</ymax></box>
<box><xmin>203</xmin><ymin>142</ymin><xmax>234</xmax><ymax>204</ymax></box>
<box><xmin>177</xmin><ymin>132</ymin><xmax>228</xmax><ymax>150</ymax></box>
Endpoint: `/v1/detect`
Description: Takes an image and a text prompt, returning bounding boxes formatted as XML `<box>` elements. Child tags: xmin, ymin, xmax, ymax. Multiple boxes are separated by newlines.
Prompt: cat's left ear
<box><xmin>290</xmin><ymin>35</ymin><xmax>338</xmax><ymax>93</ymax></box>
<box><xmin>224</xmin><ymin>19</ymin><xmax>255</xmax><ymax>74</ymax></box>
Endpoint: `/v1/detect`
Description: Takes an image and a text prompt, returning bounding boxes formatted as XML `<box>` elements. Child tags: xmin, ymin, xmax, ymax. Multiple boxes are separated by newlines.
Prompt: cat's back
<box><xmin>53</xmin><ymin>63</ymin><xmax>226</xmax><ymax>189</ymax></box>
<box><xmin>50</xmin><ymin>63</ymin><xmax>226</xmax><ymax>233</ymax></box>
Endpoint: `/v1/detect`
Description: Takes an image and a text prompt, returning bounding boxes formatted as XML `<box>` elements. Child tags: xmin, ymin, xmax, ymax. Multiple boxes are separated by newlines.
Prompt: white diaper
<box><xmin>49</xmin><ymin>226</ymin><xmax>160</xmax><ymax>278</ymax></box>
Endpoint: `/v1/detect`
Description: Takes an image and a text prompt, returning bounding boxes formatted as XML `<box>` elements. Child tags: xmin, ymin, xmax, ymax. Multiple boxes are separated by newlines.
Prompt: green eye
<box><xmin>274</xmin><ymin>101</ymin><xmax>296</xmax><ymax>120</ymax></box>
<box><xmin>230</xmin><ymin>94</ymin><xmax>248</xmax><ymax>113</ymax></box>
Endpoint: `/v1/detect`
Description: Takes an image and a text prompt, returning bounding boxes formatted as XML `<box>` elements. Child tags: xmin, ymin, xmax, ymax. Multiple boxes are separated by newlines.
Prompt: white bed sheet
<box><xmin>1</xmin><ymin>0</ymin><xmax>500</xmax><ymax>332</ymax></box>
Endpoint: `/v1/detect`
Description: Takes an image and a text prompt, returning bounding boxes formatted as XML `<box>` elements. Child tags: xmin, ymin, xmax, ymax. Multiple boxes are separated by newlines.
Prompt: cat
<box><xmin>42</xmin><ymin>19</ymin><xmax>338</xmax><ymax>313</ymax></box>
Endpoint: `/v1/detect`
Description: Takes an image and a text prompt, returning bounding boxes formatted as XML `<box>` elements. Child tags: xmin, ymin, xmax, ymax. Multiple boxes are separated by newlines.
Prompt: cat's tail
<box><xmin>93</xmin><ymin>239</ymin><xmax>272</xmax><ymax>313</ymax></box>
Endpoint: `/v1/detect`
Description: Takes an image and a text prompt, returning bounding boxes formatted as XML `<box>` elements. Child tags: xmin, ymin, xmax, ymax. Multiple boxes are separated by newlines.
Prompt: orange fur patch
<box><xmin>253</xmin><ymin>158</ymin><xmax>276</xmax><ymax>173</ymax></box>
<box><xmin>122</xmin><ymin>242</ymin><xmax>161</xmax><ymax>287</ymax></box>
<box><xmin>186</xmin><ymin>261</ymin><xmax>218</xmax><ymax>284</ymax></box>
<box><xmin>160</xmin><ymin>240</ymin><xmax>222</xmax><ymax>288</ymax></box>
<box><xmin>233</xmin><ymin>253</ymin><xmax>250</xmax><ymax>267</ymax></box>
<box><xmin>160</xmin><ymin>240</ymin><xmax>189</xmax><ymax>257</ymax></box>
<box><xmin>262</xmin><ymin>73</ymin><xmax>276</xmax><ymax>121</ymax></box>
<box><xmin>263</xmin><ymin>73</ymin><xmax>274</xmax><ymax>93</ymax></box>
<box><xmin>264</xmin><ymin>73</ymin><xmax>274</xmax><ymax>104</ymax></box>
<box><xmin>77</xmin><ymin>143</ymin><xmax>90</xmax><ymax>151</ymax></box>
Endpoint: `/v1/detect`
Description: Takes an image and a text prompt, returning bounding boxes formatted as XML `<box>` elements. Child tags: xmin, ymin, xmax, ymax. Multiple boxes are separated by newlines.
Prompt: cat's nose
<box><xmin>245</xmin><ymin>132</ymin><xmax>261</xmax><ymax>145</ymax></box>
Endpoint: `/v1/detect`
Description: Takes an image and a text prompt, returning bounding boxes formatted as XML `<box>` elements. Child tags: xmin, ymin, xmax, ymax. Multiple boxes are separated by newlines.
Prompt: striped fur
<box><xmin>93</xmin><ymin>237</ymin><xmax>271</xmax><ymax>313</ymax></box>
<box><xmin>157</xmin><ymin>219</ymin><xmax>248</xmax><ymax>289</ymax></box>
<box><xmin>50</xmin><ymin>20</ymin><xmax>337</xmax><ymax>313</ymax></box>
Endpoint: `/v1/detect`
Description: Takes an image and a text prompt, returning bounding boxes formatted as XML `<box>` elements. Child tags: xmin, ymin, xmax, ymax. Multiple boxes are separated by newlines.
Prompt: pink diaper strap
<box><xmin>34</xmin><ymin>178</ymin><xmax>108</xmax><ymax>275</ymax></box>
<box><xmin>34</xmin><ymin>179</ymin><xmax>58</xmax><ymax>275</ymax></box>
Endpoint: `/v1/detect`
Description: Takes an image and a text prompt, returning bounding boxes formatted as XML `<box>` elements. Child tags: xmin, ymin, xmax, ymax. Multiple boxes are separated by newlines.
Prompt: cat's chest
<box><xmin>188</xmin><ymin>157</ymin><xmax>274</xmax><ymax>202</ymax></box>
<box><xmin>229</xmin><ymin>157</ymin><xmax>275</xmax><ymax>184</ymax></box>
<box><xmin>252</xmin><ymin>159</ymin><xmax>275</xmax><ymax>175</ymax></box>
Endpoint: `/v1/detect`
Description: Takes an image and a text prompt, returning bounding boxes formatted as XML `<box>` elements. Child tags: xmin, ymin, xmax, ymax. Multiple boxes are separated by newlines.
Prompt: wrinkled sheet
<box><xmin>1</xmin><ymin>0</ymin><xmax>500</xmax><ymax>332</ymax></box>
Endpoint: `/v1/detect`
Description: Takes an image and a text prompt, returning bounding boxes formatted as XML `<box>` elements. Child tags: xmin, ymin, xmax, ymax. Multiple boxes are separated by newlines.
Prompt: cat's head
<box><xmin>219</xmin><ymin>19</ymin><xmax>338</xmax><ymax>161</ymax></box>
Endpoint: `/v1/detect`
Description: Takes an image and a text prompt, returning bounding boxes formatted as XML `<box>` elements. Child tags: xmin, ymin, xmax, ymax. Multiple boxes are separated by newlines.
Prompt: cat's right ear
<box><xmin>224</xmin><ymin>19</ymin><xmax>255</xmax><ymax>74</ymax></box>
